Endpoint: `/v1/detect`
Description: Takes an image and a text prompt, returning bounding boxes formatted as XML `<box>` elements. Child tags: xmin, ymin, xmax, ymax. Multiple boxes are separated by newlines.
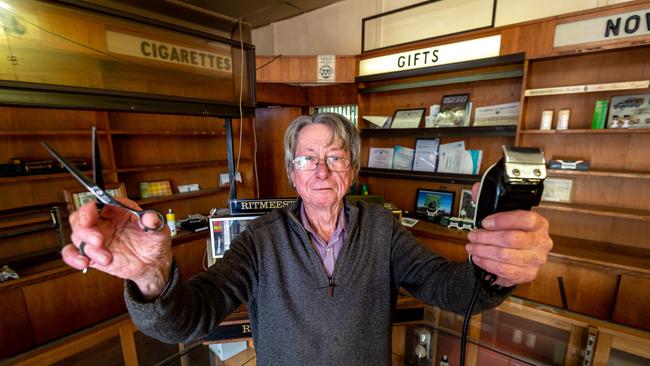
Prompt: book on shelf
<box><xmin>412</xmin><ymin>138</ymin><xmax>439</xmax><ymax>172</ymax></box>
<box><xmin>368</xmin><ymin>147</ymin><xmax>394</xmax><ymax>169</ymax></box>
<box><xmin>392</xmin><ymin>145</ymin><xmax>415</xmax><ymax>170</ymax></box>
<box><xmin>435</xmin><ymin>93</ymin><xmax>471</xmax><ymax>128</ymax></box>
<box><xmin>591</xmin><ymin>100</ymin><xmax>608</xmax><ymax>129</ymax></box>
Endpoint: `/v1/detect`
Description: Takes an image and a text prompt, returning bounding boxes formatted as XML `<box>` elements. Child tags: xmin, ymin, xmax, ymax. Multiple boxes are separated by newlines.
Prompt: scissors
<box><xmin>41</xmin><ymin>129</ymin><xmax>166</xmax><ymax>233</ymax></box>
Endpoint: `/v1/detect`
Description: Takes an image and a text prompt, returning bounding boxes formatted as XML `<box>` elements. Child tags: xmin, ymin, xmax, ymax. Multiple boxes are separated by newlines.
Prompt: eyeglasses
<box><xmin>293</xmin><ymin>156</ymin><xmax>351</xmax><ymax>172</ymax></box>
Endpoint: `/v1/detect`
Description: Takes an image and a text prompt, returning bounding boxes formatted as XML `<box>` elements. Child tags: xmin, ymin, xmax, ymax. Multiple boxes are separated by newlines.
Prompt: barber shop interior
<box><xmin>1</xmin><ymin>0</ymin><xmax>649</xmax><ymax>365</ymax></box>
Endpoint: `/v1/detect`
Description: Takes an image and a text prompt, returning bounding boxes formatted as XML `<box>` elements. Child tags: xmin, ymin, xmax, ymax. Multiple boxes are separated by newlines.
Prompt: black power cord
<box><xmin>460</xmin><ymin>267</ymin><xmax>497</xmax><ymax>366</ymax></box>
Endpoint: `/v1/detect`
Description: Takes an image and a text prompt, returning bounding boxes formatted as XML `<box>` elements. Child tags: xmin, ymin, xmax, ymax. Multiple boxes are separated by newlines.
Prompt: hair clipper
<box><xmin>471</xmin><ymin>146</ymin><xmax>546</xmax><ymax>285</ymax></box>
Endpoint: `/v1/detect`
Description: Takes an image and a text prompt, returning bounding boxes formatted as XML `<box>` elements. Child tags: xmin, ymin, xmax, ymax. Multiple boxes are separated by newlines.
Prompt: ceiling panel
<box><xmin>182</xmin><ymin>0</ymin><xmax>343</xmax><ymax>28</ymax></box>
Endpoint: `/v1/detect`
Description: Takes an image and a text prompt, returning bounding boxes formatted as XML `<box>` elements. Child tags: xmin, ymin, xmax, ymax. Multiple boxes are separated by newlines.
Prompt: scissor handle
<box><xmin>136</xmin><ymin>209</ymin><xmax>167</xmax><ymax>232</ymax></box>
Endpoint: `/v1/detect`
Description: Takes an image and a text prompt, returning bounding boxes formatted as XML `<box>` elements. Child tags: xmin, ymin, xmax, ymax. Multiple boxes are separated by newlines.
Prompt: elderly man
<box><xmin>63</xmin><ymin>113</ymin><xmax>552</xmax><ymax>365</ymax></box>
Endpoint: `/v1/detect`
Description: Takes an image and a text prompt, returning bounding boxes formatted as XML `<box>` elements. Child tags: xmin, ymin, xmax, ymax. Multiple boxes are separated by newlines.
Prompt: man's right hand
<box><xmin>61</xmin><ymin>199</ymin><xmax>173</xmax><ymax>300</ymax></box>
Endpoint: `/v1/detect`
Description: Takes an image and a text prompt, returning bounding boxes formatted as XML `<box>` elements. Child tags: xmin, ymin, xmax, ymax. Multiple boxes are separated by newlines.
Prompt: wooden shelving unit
<box><xmin>520</xmin><ymin>128</ymin><xmax>650</xmax><ymax>135</ymax></box>
<box><xmin>537</xmin><ymin>202</ymin><xmax>650</xmax><ymax>221</ymax></box>
<box><xmin>115</xmin><ymin>159</ymin><xmax>234</xmax><ymax>173</ymax></box>
<box><xmin>360</xmin><ymin>167</ymin><xmax>480</xmax><ymax>185</ymax></box>
<box><xmin>135</xmin><ymin>187</ymin><xmax>226</xmax><ymax>206</ymax></box>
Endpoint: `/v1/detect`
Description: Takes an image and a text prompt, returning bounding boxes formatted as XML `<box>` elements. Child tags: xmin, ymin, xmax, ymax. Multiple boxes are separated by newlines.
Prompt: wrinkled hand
<box><xmin>465</xmin><ymin>183</ymin><xmax>553</xmax><ymax>288</ymax></box>
<box><xmin>61</xmin><ymin>199</ymin><xmax>173</xmax><ymax>299</ymax></box>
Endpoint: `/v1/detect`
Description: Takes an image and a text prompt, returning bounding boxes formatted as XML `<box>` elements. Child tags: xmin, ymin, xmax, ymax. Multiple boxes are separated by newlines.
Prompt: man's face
<box><xmin>290</xmin><ymin>124</ymin><xmax>353</xmax><ymax>211</ymax></box>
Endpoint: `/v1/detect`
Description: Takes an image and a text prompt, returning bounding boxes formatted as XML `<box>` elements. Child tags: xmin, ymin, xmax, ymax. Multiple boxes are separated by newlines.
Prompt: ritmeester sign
<box><xmin>554</xmin><ymin>8</ymin><xmax>650</xmax><ymax>47</ymax></box>
<box><xmin>358</xmin><ymin>35</ymin><xmax>501</xmax><ymax>77</ymax></box>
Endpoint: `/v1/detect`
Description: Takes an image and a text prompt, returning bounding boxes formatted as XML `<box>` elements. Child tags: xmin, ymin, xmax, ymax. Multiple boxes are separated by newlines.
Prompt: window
<box><xmin>313</xmin><ymin>105</ymin><xmax>358</xmax><ymax>127</ymax></box>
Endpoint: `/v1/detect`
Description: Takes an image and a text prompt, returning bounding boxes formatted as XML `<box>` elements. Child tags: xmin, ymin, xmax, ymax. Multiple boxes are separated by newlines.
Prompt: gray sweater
<box><xmin>126</xmin><ymin>200</ymin><xmax>512</xmax><ymax>365</ymax></box>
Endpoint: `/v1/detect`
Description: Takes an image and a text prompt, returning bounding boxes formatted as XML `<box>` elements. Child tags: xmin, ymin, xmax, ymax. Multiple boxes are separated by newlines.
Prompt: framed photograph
<box><xmin>414</xmin><ymin>188</ymin><xmax>455</xmax><ymax>222</ymax></box>
<box><xmin>391</xmin><ymin>108</ymin><xmax>425</xmax><ymax>129</ymax></box>
<box><xmin>208</xmin><ymin>215</ymin><xmax>258</xmax><ymax>265</ymax></box>
<box><xmin>541</xmin><ymin>178</ymin><xmax>574</xmax><ymax>203</ymax></box>
<box><xmin>63</xmin><ymin>182</ymin><xmax>127</xmax><ymax>212</ymax></box>
<box><xmin>458</xmin><ymin>189</ymin><xmax>476</xmax><ymax>220</ymax></box>
<box><xmin>139</xmin><ymin>180</ymin><xmax>173</xmax><ymax>198</ymax></box>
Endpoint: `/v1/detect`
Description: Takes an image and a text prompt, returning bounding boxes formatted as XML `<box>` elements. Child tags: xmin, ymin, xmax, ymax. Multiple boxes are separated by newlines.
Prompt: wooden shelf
<box><xmin>361</xmin><ymin>125</ymin><xmax>516</xmax><ymax>138</ymax></box>
<box><xmin>0</xmin><ymin>130</ymin><xmax>107</xmax><ymax>136</ymax></box>
<box><xmin>358</xmin><ymin>69</ymin><xmax>523</xmax><ymax>94</ymax></box>
<box><xmin>548</xmin><ymin>169</ymin><xmax>650</xmax><ymax>180</ymax></box>
<box><xmin>0</xmin><ymin>170</ymin><xmax>114</xmax><ymax>184</ymax></box>
<box><xmin>524</xmin><ymin>80</ymin><xmax>649</xmax><ymax>97</ymax></box>
<box><xmin>551</xmin><ymin>235</ymin><xmax>650</xmax><ymax>276</ymax></box>
<box><xmin>135</xmin><ymin>187</ymin><xmax>226</xmax><ymax>206</ymax></box>
<box><xmin>537</xmin><ymin>202</ymin><xmax>650</xmax><ymax>221</ymax></box>
<box><xmin>519</xmin><ymin>128</ymin><xmax>650</xmax><ymax>135</ymax></box>
<box><xmin>116</xmin><ymin>159</ymin><xmax>234</xmax><ymax>173</ymax></box>
<box><xmin>360</xmin><ymin>167</ymin><xmax>480</xmax><ymax>185</ymax></box>
<box><xmin>110</xmin><ymin>130</ymin><xmax>223</xmax><ymax>136</ymax></box>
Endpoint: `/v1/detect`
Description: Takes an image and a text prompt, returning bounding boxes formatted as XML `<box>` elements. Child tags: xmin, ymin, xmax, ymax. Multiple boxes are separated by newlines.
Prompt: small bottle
<box><xmin>166</xmin><ymin>209</ymin><xmax>177</xmax><ymax>236</ymax></box>
<box><xmin>610</xmin><ymin>115</ymin><xmax>620</xmax><ymax>128</ymax></box>
<box><xmin>360</xmin><ymin>184</ymin><xmax>369</xmax><ymax>196</ymax></box>
<box><xmin>439</xmin><ymin>355</ymin><xmax>449</xmax><ymax>366</ymax></box>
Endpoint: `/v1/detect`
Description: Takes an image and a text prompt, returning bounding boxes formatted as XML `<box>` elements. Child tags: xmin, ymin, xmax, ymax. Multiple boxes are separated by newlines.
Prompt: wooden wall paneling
<box><xmin>1</xmin><ymin>177</ymin><xmax>94</xmax><ymax>210</ymax></box>
<box><xmin>0</xmin><ymin>231</ymin><xmax>60</xmax><ymax>264</ymax></box>
<box><xmin>22</xmin><ymin>269</ymin><xmax>126</xmax><ymax>345</ymax></box>
<box><xmin>256</xmin><ymin>56</ymin><xmax>357</xmax><ymax>83</ymax></box>
<box><xmin>172</xmin><ymin>238</ymin><xmax>209</xmax><ymax>280</ymax></box>
<box><xmin>111</xmin><ymin>135</ymin><xmax>227</xmax><ymax>167</ymax></box>
<box><xmin>0</xmin><ymin>107</ymin><xmax>106</xmax><ymax>131</ymax></box>
<box><xmin>612</xmin><ymin>274</ymin><xmax>650</xmax><ymax>331</ymax></box>
<box><xmin>513</xmin><ymin>260</ymin><xmax>619</xmax><ymax>320</ymax></box>
<box><xmin>108</xmin><ymin>112</ymin><xmax>226</xmax><ymax>132</ymax></box>
<box><xmin>256</xmin><ymin>83</ymin><xmax>307</xmax><ymax>106</ymax></box>
<box><xmin>306</xmin><ymin>84</ymin><xmax>358</xmax><ymax>107</ymax></box>
<box><xmin>0</xmin><ymin>287</ymin><xmax>35</xmax><ymax>358</ymax></box>
<box><xmin>254</xmin><ymin>107</ymin><xmax>302</xmax><ymax>198</ymax></box>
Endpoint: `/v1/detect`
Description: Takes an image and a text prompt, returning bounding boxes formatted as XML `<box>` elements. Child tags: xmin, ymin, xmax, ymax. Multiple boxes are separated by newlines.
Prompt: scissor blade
<box><xmin>92</xmin><ymin>126</ymin><xmax>105</xmax><ymax>190</ymax></box>
<box><xmin>41</xmin><ymin>142</ymin><xmax>111</xmax><ymax>204</ymax></box>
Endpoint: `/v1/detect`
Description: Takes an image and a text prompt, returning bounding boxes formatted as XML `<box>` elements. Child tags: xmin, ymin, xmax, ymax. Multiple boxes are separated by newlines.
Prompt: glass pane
<box><xmin>480</xmin><ymin>309</ymin><xmax>570</xmax><ymax>366</ymax></box>
<box><xmin>0</xmin><ymin>0</ymin><xmax>252</xmax><ymax>104</ymax></box>
<box><xmin>609</xmin><ymin>348</ymin><xmax>650</xmax><ymax>366</ymax></box>
<box><xmin>134</xmin><ymin>331</ymin><xmax>182</xmax><ymax>366</ymax></box>
<box><xmin>51</xmin><ymin>336</ymin><xmax>124</xmax><ymax>366</ymax></box>
<box><xmin>363</xmin><ymin>0</ymin><xmax>494</xmax><ymax>52</ymax></box>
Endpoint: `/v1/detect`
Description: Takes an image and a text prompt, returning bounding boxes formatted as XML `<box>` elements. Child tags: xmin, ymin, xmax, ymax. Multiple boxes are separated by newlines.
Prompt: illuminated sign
<box><xmin>358</xmin><ymin>35</ymin><xmax>501</xmax><ymax>77</ymax></box>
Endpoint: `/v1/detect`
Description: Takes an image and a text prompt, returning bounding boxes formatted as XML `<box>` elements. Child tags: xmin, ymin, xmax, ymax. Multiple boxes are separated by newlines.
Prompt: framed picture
<box><xmin>391</xmin><ymin>108</ymin><xmax>426</xmax><ymax>129</ymax></box>
<box><xmin>458</xmin><ymin>189</ymin><xmax>476</xmax><ymax>220</ymax></box>
<box><xmin>414</xmin><ymin>188</ymin><xmax>455</xmax><ymax>222</ymax></box>
<box><xmin>139</xmin><ymin>180</ymin><xmax>173</xmax><ymax>198</ymax></box>
<box><xmin>63</xmin><ymin>182</ymin><xmax>127</xmax><ymax>212</ymax></box>
<box><xmin>208</xmin><ymin>215</ymin><xmax>258</xmax><ymax>265</ymax></box>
